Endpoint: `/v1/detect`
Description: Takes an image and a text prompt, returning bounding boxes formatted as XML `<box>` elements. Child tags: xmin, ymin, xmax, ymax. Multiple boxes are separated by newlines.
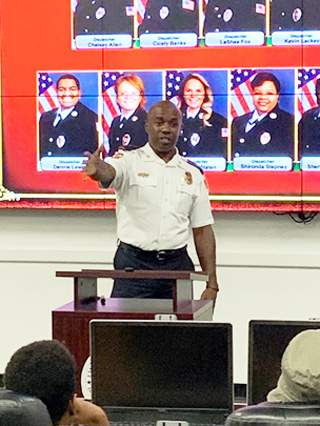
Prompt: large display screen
<box><xmin>1</xmin><ymin>0</ymin><xmax>320</xmax><ymax>210</ymax></box>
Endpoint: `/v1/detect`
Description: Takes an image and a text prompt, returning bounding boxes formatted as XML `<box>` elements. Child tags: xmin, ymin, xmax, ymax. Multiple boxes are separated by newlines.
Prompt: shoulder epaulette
<box><xmin>186</xmin><ymin>158</ymin><xmax>204</xmax><ymax>175</ymax></box>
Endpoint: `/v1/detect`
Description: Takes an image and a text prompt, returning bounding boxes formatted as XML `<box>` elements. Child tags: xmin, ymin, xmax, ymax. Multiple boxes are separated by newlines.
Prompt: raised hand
<box><xmin>83</xmin><ymin>145</ymin><xmax>106</xmax><ymax>181</ymax></box>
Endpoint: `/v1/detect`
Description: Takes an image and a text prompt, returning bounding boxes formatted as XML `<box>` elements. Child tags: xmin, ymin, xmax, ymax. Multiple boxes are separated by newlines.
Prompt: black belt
<box><xmin>119</xmin><ymin>241</ymin><xmax>187</xmax><ymax>261</ymax></box>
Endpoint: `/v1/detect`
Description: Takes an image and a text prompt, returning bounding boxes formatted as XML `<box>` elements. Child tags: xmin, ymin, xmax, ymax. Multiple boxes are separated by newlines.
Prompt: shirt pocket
<box><xmin>128</xmin><ymin>173</ymin><xmax>158</xmax><ymax>205</ymax></box>
<box><xmin>129</xmin><ymin>173</ymin><xmax>157</xmax><ymax>187</ymax></box>
<box><xmin>176</xmin><ymin>181</ymin><xmax>195</xmax><ymax>215</ymax></box>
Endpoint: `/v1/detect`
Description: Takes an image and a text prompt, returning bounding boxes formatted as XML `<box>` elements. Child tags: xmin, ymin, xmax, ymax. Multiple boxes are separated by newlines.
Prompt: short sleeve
<box><xmin>102</xmin><ymin>154</ymin><xmax>131</xmax><ymax>191</ymax></box>
<box><xmin>189</xmin><ymin>176</ymin><xmax>214</xmax><ymax>228</ymax></box>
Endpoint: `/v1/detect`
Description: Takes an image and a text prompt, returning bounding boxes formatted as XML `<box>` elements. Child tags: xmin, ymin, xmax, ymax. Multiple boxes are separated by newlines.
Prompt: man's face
<box><xmin>117</xmin><ymin>80</ymin><xmax>142</xmax><ymax>114</ymax></box>
<box><xmin>252</xmin><ymin>80</ymin><xmax>279</xmax><ymax>115</ymax></box>
<box><xmin>57</xmin><ymin>78</ymin><xmax>81</xmax><ymax>110</ymax></box>
<box><xmin>146</xmin><ymin>103</ymin><xmax>182</xmax><ymax>155</ymax></box>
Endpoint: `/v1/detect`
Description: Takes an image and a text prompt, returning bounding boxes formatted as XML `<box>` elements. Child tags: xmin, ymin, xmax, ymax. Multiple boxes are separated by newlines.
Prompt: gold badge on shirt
<box><xmin>138</xmin><ymin>172</ymin><xmax>149</xmax><ymax>178</ymax></box>
<box><xmin>184</xmin><ymin>171</ymin><xmax>193</xmax><ymax>185</ymax></box>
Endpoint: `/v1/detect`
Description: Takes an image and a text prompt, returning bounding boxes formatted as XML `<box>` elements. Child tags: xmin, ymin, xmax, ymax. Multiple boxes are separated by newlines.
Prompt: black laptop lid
<box><xmin>90</xmin><ymin>320</ymin><xmax>233</xmax><ymax>413</ymax></box>
<box><xmin>248</xmin><ymin>320</ymin><xmax>320</xmax><ymax>405</ymax></box>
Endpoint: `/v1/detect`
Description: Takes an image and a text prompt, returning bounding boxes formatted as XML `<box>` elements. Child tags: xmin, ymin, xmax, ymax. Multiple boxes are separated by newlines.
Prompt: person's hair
<box><xmin>148</xmin><ymin>100</ymin><xmax>182</xmax><ymax>120</ymax></box>
<box><xmin>251</xmin><ymin>72</ymin><xmax>281</xmax><ymax>94</ymax></box>
<box><xmin>115</xmin><ymin>73</ymin><xmax>147</xmax><ymax>109</ymax></box>
<box><xmin>316</xmin><ymin>79</ymin><xmax>320</xmax><ymax>105</ymax></box>
<box><xmin>177</xmin><ymin>73</ymin><xmax>213</xmax><ymax>126</ymax></box>
<box><xmin>57</xmin><ymin>74</ymin><xmax>80</xmax><ymax>90</ymax></box>
<box><xmin>4</xmin><ymin>340</ymin><xmax>76</xmax><ymax>425</ymax></box>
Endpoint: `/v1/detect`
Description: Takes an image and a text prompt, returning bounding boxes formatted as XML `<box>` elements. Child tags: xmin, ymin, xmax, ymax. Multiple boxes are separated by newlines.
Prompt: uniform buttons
<box><xmin>86</xmin><ymin>15</ymin><xmax>90</xmax><ymax>19</ymax></box>
<box><xmin>48</xmin><ymin>152</ymin><xmax>52</xmax><ymax>156</ymax></box>
<box><xmin>116</xmin><ymin>137</ymin><xmax>120</xmax><ymax>141</ymax></box>
<box><xmin>49</xmin><ymin>138</ymin><xmax>53</xmax><ymax>142</ymax></box>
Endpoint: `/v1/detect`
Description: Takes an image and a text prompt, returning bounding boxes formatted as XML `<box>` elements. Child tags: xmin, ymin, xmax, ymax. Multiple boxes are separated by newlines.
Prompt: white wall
<box><xmin>1</xmin><ymin>209</ymin><xmax>320</xmax><ymax>384</ymax></box>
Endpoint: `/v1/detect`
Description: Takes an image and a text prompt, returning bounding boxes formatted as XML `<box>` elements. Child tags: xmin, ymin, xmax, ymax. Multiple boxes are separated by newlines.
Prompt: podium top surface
<box><xmin>56</xmin><ymin>269</ymin><xmax>209</xmax><ymax>281</ymax></box>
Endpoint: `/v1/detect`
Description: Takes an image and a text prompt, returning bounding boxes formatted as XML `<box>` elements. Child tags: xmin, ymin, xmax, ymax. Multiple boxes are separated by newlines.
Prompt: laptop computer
<box><xmin>90</xmin><ymin>320</ymin><xmax>233</xmax><ymax>426</ymax></box>
<box><xmin>248</xmin><ymin>319</ymin><xmax>320</xmax><ymax>405</ymax></box>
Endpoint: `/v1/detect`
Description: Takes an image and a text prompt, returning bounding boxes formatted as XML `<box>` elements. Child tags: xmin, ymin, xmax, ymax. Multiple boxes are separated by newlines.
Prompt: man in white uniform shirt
<box><xmin>83</xmin><ymin>100</ymin><xmax>219</xmax><ymax>303</ymax></box>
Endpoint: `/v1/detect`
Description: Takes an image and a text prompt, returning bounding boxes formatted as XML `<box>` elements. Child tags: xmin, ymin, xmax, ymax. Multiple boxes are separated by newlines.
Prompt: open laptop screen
<box><xmin>248</xmin><ymin>320</ymin><xmax>320</xmax><ymax>405</ymax></box>
<box><xmin>90</xmin><ymin>320</ymin><xmax>233</xmax><ymax>412</ymax></box>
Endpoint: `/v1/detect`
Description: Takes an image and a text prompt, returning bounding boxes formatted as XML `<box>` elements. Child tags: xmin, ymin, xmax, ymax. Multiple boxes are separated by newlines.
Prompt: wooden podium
<box><xmin>52</xmin><ymin>269</ymin><xmax>213</xmax><ymax>395</ymax></box>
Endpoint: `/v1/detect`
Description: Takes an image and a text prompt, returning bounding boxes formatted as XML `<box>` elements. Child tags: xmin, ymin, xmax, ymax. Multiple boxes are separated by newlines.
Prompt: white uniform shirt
<box><xmin>106</xmin><ymin>143</ymin><xmax>213</xmax><ymax>251</ymax></box>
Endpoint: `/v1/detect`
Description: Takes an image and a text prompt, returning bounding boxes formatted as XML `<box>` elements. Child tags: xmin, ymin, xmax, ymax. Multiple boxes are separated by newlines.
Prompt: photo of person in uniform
<box><xmin>204</xmin><ymin>0</ymin><xmax>266</xmax><ymax>34</ymax></box>
<box><xmin>175</xmin><ymin>73</ymin><xmax>227</xmax><ymax>157</ymax></box>
<box><xmin>299</xmin><ymin>78</ymin><xmax>320</xmax><ymax>157</ymax></box>
<box><xmin>271</xmin><ymin>0</ymin><xmax>320</xmax><ymax>32</ymax></box>
<box><xmin>138</xmin><ymin>0</ymin><xmax>199</xmax><ymax>36</ymax></box>
<box><xmin>39</xmin><ymin>74</ymin><xmax>98</xmax><ymax>158</ymax></box>
<box><xmin>74</xmin><ymin>0</ymin><xmax>134</xmax><ymax>37</ymax></box>
<box><xmin>232</xmin><ymin>72</ymin><xmax>294</xmax><ymax>158</ymax></box>
<box><xmin>108</xmin><ymin>74</ymin><xmax>148</xmax><ymax>156</ymax></box>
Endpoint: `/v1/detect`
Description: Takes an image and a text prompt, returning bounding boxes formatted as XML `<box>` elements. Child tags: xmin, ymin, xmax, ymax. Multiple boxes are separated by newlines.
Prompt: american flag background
<box><xmin>72</xmin><ymin>0</ymin><xmax>78</xmax><ymax>13</ymax></box>
<box><xmin>201</xmin><ymin>0</ymin><xmax>209</xmax><ymax>29</ymax></box>
<box><xmin>297</xmin><ymin>68</ymin><xmax>320</xmax><ymax>121</ymax></box>
<box><xmin>165</xmin><ymin>70</ymin><xmax>186</xmax><ymax>105</ymax></box>
<box><xmin>136</xmin><ymin>0</ymin><xmax>148</xmax><ymax>25</ymax></box>
<box><xmin>38</xmin><ymin>73</ymin><xmax>60</xmax><ymax>119</ymax></box>
<box><xmin>102</xmin><ymin>72</ymin><xmax>122</xmax><ymax>152</ymax></box>
<box><xmin>230</xmin><ymin>69</ymin><xmax>257</xmax><ymax>119</ymax></box>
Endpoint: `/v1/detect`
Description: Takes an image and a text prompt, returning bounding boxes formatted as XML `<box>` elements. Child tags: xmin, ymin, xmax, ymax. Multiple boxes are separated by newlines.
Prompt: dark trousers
<box><xmin>111</xmin><ymin>242</ymin><xmax>195</xmax><ymax>299</ymax></box>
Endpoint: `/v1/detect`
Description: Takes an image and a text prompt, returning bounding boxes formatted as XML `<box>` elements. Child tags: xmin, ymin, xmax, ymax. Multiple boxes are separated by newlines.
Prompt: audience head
<box><xmin>267</xmin><ymin>329</ymin><xmax>320</xmax><ymax>403</ymax></box>
<box><xmin>4</xmin><ymin>340</ymin><xmax>76</xmax><ymax>425</ymax></box>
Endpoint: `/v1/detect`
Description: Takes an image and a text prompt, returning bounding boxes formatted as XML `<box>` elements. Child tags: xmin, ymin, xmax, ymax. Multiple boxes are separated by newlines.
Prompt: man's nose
<box><xmin>161</xmin><ymin>122</ymin><xmax>171</xmax><ymax>132</ymax></box>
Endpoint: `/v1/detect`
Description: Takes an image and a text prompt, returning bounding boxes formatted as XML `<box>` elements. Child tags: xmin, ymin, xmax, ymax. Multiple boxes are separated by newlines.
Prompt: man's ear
<box><xmin>57</xmin><ymin>394</ymin><xmax>77</xmax><ymax>425</ymax></box>
<box><xmin>68</xmin><ymin>394</ymin><xmax>77</xmax><ymax>416</ymax></box>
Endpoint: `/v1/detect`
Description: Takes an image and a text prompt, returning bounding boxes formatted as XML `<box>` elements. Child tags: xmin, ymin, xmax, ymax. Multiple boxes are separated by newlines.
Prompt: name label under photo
<box><xmin>272</xmin><ymin>31</ymin><xmax>320</xmax><ymax>46</ymax></box>
<box><xmin>40</xmin><ymin>157</ymin><xmax>87</xmax><ymax>171</ymax></box>
<box><xmin>205</xmin><ymin>31</ymin><xmax>265</xmax><ymax>47</ymax></box>
<box><xmin>300</xmin><ymin>157</ymin><xmax>320</xmax><ymax>171</ymax></box>
<box><xmin>233</xmin><ymin>157</ymin><xmax>293</xmax><ymax>171</ymax></box>
<box><xmin>139</xmin><ymin>33</ymin><xmax>197</xmax><ymax>48</ymax></box>
<box><xmin>75</xmin><ymin>34</ymin><xmax>133</xmax><ymax>49</ymax></box>
<box><xmin>188</xmin><ymin>157</ymin><xmax>227</xmax><ymax>172</ymax></box>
